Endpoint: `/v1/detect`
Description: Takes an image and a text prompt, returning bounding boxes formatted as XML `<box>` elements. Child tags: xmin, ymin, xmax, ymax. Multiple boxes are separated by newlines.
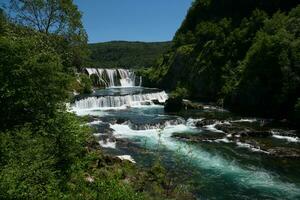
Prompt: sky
<box><xmin>73</xmin><ymin>0</ymin><xmax>193</xmax><ymax>43</ymax></box>
<box><xmin>0</xmin><ymin>0</ymin><xmax>193</xmax><ymax>43</ymax></box>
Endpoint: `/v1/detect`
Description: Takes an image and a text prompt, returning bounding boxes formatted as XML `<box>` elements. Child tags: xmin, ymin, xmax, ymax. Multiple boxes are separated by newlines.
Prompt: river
<box><xmin>71</xmin><ymin>85</ymin><xmax>300</xmax><ymax>200</ymax></box>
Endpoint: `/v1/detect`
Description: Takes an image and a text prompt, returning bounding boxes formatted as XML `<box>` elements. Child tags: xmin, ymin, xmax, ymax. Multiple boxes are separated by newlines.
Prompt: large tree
<box><xmin>8</xmin><ymin>0</ymin><xmax>89</xmax><ymax>69</ymax></box>
<box><xmin>10</xmin><ymin>0</ymin><xmax>84</xmax><ymax>35</ymax></box>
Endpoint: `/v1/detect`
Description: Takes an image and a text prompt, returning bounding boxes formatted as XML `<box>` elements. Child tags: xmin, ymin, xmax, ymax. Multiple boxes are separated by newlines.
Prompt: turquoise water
<box><xmin>72</xmin><ymin>87</ymin><xmax>300</xmax><ymax>200</ymax></box>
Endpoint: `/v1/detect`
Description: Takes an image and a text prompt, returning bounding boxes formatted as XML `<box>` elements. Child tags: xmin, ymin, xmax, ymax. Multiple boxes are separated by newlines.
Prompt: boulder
<box><xmin>164</xmin><ymin>97</ymin><xmax>183</xmax><ymax>112</ymax></box>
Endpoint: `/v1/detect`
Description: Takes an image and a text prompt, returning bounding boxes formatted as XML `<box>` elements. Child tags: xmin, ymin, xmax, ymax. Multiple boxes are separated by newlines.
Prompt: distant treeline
<box><xmin>88</xmin><ymin>41</ymin><xmax>171</xmax><ymax>68</ymax></box>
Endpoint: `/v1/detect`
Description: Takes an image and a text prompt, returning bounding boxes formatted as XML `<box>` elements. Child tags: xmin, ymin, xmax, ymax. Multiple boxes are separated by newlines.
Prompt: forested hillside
<box><xmin>144</xmin><ymin>0</ymin><xmax>300</xmax><ymax>123</ymax></box>
<box><xmin>88</xmin><ymin>41</ymin><xmax>171</xmax><ymax>68</ymax></box>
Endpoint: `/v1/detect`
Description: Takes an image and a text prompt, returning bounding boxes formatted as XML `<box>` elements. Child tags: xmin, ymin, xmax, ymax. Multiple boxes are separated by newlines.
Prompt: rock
<box><xmin>152</xmin><ymin>99</ymin><xmax>164</xmax><ymax>105</ymax></box>
<box><xmin>268</xmin><ymin>147</ymin><xmax>300</xmax><ymax>158</ymax></box>
<box><xmin>164</xmin><ymin>98</ymin><xmax>204</xmax><ymax>112</ymax></box>
<box><xmin>116</xmin><ymin>118</ymin><xmax>126</xmax><ymax>124</ymax></box>
<box><xmin>194</xmin><ymin>119</ymin><xmax>217</xmax><ymax>128</ymax></box>
<box><xmin>239</xmin><ymin>130</ymin><xmax>272</xmax><ymax>138</ymax></box>
<box><xmin>214</xmin><ymin>123</ymin><xmax>245</xmax><ymax>133</ymax></box>
<box><xmin>164</xmin><ymin>97</ymin><xmax>183</xmax><ymax>112</ymax></box>
<box><xmin>214</xmin><ymin>123</ymin><xmax>272</xmax><ymax>138</ymax></box>
<box><xmin>172</xmin><ymin>132</ymin><xmax>225</xmax><ymax>142</ymax></box>
<box><xmin>182</xmin><ymin>99</ymin><xmax>204</xmax><ymax>110</ymax></box>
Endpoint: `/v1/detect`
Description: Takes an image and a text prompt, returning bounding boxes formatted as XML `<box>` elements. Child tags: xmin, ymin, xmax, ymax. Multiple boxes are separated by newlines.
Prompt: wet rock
<box><xmin>214</xmin><ymin>123</ymin><xmax>272</xmax><ymax>138</ymax></box>
<box><xmin>214</xmin><ymin>123</ymin><xmax>245</xmax><ymax>133</ymax></box>
<box><xmin>152</xmin><ymin>99</ymin><xmax>164</xmax><ymax>105</ymax></box>
<box><xmin>164</xmin><ymin>98</ymin><xmax>204</xmax><ymax>112</ymax></box>
<box><xmin>194</xmin><ymin>119</ymin><xmax>217</xmax><ymax>128</ymax></box>
<box><xmin>268</xmin><ymin>147</ymin><xmax>300</xmax><ymax>158</ymax></box>
<box><xmin>238</xmin><ymin>130</ymin><xmax>272</xmax><ymax>138</ymax></box>
<box><xmin>164</xmin><ymin>97</ymin><xmax>183</xmax><ymax>112</ymax></box>
<box><xmin>183</xmin><ymin>99</ymin><xmax>204</xmax><ymax>110</ymax></box>
<box><xmin>116</xmin><ymin>118</ymin><xmax>126</xmax><ymax>124</ymax></box>
<box><xmin>172</xmin><ymin>132</ymin><xmax>225</xmax><ymax>142</ymax></box>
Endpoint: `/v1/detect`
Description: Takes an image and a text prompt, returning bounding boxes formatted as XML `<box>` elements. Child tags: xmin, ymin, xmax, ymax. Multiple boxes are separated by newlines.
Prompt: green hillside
<box><xmin>88</xmin><ymin>41</ymin><xmax>171</xmax><ymax>68</ymax></box>
<box><xmin>143</xmin><ymin>0</ymin><xmax>300</xmax><ymax>123</ymax></box>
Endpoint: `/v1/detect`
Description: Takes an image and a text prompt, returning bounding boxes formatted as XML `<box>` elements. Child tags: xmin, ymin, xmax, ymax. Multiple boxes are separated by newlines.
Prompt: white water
<box><xmin>270</xmin><ymin>130</ymin><xmax>300</xmax><ymax>143</ymax></box>
<box><xmin>117</xmin><ymin>155</ymin><xmax>136</xmax><ymax>163</ymax></box>
<box><xmin>231</xmin><ymin>119</ymin><xmax>258</xmax><ymax>123</ymax></box>
<box><xmin>85</xmin><ymin>68</ymin><xmax>140</xmax><ymax>87</ymax></box>
<box><xmin>99</xmin><ymin>139</ymin><xmax>116</xmax><ymax>149</ymax></box>
<box><xmin>110</xmin><ymin>122</ymin><xmax>300</xmax><ymax>198</ymax></box>
<box><xmin>73</xmin><ymin>91</ymin><xmax>168</xmax><ymax>110</ymax></box>
<box><xmin>272</xmin><ymin>134</ymin><xmax>300</xmax><ymax>143</ymax></box>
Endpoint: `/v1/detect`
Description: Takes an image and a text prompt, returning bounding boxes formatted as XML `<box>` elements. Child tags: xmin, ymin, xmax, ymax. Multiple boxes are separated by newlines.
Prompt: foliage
<box><xmin>9</xmin><ymin>0</ymin><xmax>85</xmax><ymax>35</ymax></box>
<box><xmin>69</xmin><ymin>74</ymin><xmax>93</xmax><ymax>94</ymax></box>
<box><xmin>149</xmin><ymin>0</ymin><xmax>300</xmax><ymax>121</ymax></box>
<box><xmin>0</xmin><ymin>111</ymin><xmax>89</xmax><ymax>199</ymax></box>
<box><xmin>171</xmin><ymin>85</ymin><xmax>190</xmax><ymax>99</ymax></box>
<box><xmin>88</xmin><ymin>41</ymin><xmax>171</xmax><ymax>68</ymax></box>
<box><xmin>0</xmin><ymin>112</ymin><xmax>147</xmax><ymax>200</ymax></box>
<box><xmin>7</xmin><ymin>0</ymin><xmax>89</xmax><ymax>69</ymax></box>
<box><xmin>0</xmin><ymin>31</ymin><xmax>69</xmax><ymax>131</ymax></box>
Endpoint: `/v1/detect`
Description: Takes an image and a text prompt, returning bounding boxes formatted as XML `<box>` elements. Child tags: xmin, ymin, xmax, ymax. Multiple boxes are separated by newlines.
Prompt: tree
<box><xmin>9</xmin><ymin>0</ymin><xmax>89</xmax><ymax>69</ymax></box>
<box><xmin>10</xmin><ymin>0</ymin><xmax>84</xmax><ymax>35</ymax></box>
<box><xmin>0</xmin><ymin>33</ymin><xmax>69</xmax><ymax>131</ymax></box>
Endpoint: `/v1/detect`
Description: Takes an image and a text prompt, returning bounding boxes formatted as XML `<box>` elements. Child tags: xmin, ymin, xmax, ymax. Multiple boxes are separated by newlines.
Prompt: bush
<box><xmin>0</xmin><ymin>34</ymin><xmax>69</xmax><ymax>131</ymax></box>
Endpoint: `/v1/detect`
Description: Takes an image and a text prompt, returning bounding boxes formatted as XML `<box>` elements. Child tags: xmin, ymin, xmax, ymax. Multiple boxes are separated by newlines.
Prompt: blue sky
<box><xmin>73</xmin><ymin>0</ymin><xmax>193</xmax><ymax>43</ymax></box>
<box><xmin>0</xmin><ymin>0</ymin><xmax>193</xmax><ymax>43</ymax></box>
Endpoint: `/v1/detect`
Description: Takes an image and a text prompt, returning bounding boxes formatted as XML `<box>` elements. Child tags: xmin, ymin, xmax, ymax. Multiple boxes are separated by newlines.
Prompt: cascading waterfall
<box><xmin>73</xmin><ymin>91</ymin><xmax>168</xmax><ymax>109</ymax></box>
<box><xmin>105</xmin><ymin>69</ymin><xmax>117</xmax><ymax>87</ymax></box>
<box><xmin>96</xmin><ymin>69</ymin><xmax>107</xmax><ymax>86</ymax></box>
<box><xmin>118</xmin><ymin>69</ymin><xmax>136</xmax><ymax>87</ymax></box>
<box><xmin>85</xmin><ymin>68</ymin><xmax>141</xmax><ymax>87</ymax></box>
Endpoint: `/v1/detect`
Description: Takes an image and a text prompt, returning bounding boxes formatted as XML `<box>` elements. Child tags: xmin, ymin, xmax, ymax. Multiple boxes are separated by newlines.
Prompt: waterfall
<box><xmin>73</xmin><ymin>91</ymin><xmax>168</xmax><ymax>109</ymax></box>
<box><xmin>85</xmin><ymin>68</ymin><xmax>141</xmax><ymax>88</ymax></box>
<box><xmin>118</xmin><ymin>69</ymin><xmax>136</xmax><ymax>87</ymax></box>
<box><xmin>105</xmin><ymin>69</ymin><xmax>117</xmax><ymax>87</ymax></box>
<box><xmin>139</xmin><ymin>76</ymin><xmax>142</xmax><ymax>87</ymax></box>
<box><xmin>86</xmin><ymin>68</ymin><xmax>99</xmax><ymax>76</ymax></box>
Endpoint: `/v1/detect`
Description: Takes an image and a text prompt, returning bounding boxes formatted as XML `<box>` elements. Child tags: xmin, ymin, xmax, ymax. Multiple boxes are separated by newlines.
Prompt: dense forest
<box><xmin>88</xmin><ymin>41</ymin><xmax>171</xmax><ymax>68</ymax></box>
<box><xmin>143</xmin><ymin>0</ymin><xmax>300</xmax><ymax>125</ymax></box>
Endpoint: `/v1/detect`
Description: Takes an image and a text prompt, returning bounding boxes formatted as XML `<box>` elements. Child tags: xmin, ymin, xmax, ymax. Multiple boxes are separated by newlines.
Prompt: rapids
<box><xmin>71</xmin><ymin>87</ymin><xmax>300</xmax><ymax>200</ymax></box>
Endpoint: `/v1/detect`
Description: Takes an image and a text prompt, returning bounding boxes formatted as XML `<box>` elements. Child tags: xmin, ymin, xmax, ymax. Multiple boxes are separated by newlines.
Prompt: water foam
<box><xmin>72</xmin><ymin>91</ymin><xmax>168</xmax><ymax>110</ymax></box>
<box><xmin>99</xmin><ymin>140</ymin><xmax>117</xmax><ymax>149</ymax></box>
<box><xmin>109</xmin><ymin>123</ymin><xmax>300</xmax><ymax>199</ymax></box>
